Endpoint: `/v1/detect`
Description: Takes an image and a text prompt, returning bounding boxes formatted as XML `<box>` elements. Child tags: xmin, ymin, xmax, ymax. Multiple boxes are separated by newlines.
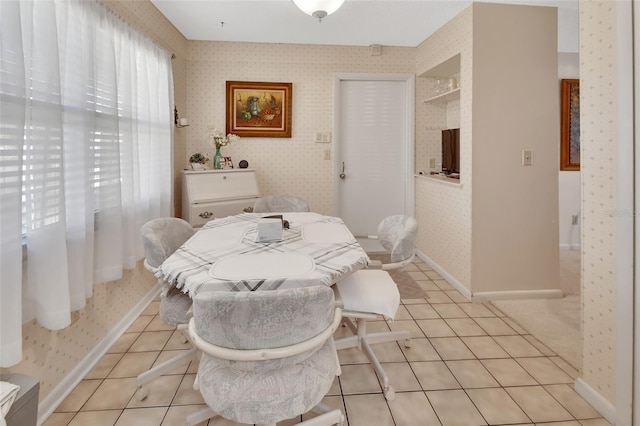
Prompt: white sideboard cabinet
<box><xmin>182</xmin><ymin>169</ymin><xmax>260</xmax><ymax>227</ymax></box>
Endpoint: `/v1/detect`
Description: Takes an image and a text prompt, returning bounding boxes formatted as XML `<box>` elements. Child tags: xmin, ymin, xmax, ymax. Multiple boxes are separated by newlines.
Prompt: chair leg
<box><xmin>333</xmin><ymin>334</ymin><xmax>359</xmax><ymax>351</ymax></box>
<box><xmin>193</xmin><ymin>373</ymin><xmax>199</xmax><ymax>391</ymax></box>
<box><xmin>297</xmin><ymin>409</ymin><xmax>345</xmax><ymax>426</ymax></box>
<box><xmin>342</xmin><ymin>317</ymin><xmax>358</xmax><ymax>336</ymax></box>
<box><xmin>186</xmin><ymin>407</ymin><xmax>216</xmax><ymax>426</ymax></box>
<box><xmin>361</xmin><ymin>330</ymin><xmax>411</xmax><ymax>347</ymax></box>
<box><xmin>333</xmin><ymin>316</ymin><xmax>411</xmax><ymax>401</ymax></box>
<box><xmin>135</xmin><ymin>347</ymin><xmax>198</xmax><ymax>400</ymax></box>
<box><xmin>177</xmin><ymin>322</ymin><xmax>191</xmax><ymax>344</ymax></box>
<box><xmin>311</xmin><ymin>402</ymin><xmax>333</xmax><ymax>414</ymax></box>
<box><xmin>333</xmin><ymin>317</ymin><xmax>361</xmax><ymax>351</ymax></box>
<box><xmin>360</xmin><ymin>337</ymin><xmax>395</xmax><ymax>401</ymax></box>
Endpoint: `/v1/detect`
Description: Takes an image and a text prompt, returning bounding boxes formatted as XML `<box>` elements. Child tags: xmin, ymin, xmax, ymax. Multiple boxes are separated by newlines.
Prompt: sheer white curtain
<box><xmin>0</xmin><ymin>0</ymin><xmax>173</xmax><ymax>367</ymax></box>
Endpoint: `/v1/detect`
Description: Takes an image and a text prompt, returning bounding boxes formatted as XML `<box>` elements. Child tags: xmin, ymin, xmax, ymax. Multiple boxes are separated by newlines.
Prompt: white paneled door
<box><xmin>333</xmin><ymin>74</ymin><xmax>414</xmax><ymax>236</ymax></box>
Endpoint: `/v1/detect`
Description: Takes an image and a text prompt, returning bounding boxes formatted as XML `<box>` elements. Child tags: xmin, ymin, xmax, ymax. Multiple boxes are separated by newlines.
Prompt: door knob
<box><xmin>339</xmin><ymin>162</ymin><xmax>346</xmax><ymax>179</ymax></box>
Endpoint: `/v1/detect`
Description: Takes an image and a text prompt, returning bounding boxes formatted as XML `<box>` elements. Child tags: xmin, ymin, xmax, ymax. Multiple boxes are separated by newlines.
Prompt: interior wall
<box><xmin>1</xmin><ymin>264</ymin><xmax>155</xmax><ymax>402</ymax></box>
<box><xmin>414</xmin><ymin>5</ymin><xmax>473</xmax><ymax>289</ymax></box>
<box><xmin>558</xmin><ymin>52</ymin><xmax>581</xmax><ymax>249</ymax></box>
<box><xmin>0</xmin><ymin>0</ymin><xmax>187</xmax><ymax>404</ymax></box>
<box><xmin>183</xmin><ymin>42</ymin><xmax>416</xmax><ymax>215</ymax></box>
<box><xmin>471</xmin><ymin>3</ymin><xmax>559</xmax><ymax>293</ymax></box>
<box><xmin>579</xmin><ymin>0</ymin><xmax>617</xmax><ymax>406</ymax></box>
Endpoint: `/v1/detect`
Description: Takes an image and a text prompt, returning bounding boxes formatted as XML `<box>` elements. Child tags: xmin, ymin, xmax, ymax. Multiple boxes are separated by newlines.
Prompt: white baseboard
<box><xmin>415</xmin><ymin>250</ymin><xmax>472</xmax><ymax>301</ymax></box>
<box><xmin>415</xmin><ymin>250</ymin><xmax>563</xmax><ymax>303</ymax></box>
<box><xmin>575</xmin><ymin>378</ymin><xmax>616</xmax><ymax>424</ymax></box>
<box><xmin>37</xmin><ymin>283</ymin><xmax>161</xmax><ymax>425</ymax></box>
<box><xmin>472</xmin><ymin>289</ymin><xmax>563</xmax><ymax>303</ymax></box>
<box><xmin>560</xmin><ymin>243</ymin><xmax>581</xmax><ymax>250</ymax></box>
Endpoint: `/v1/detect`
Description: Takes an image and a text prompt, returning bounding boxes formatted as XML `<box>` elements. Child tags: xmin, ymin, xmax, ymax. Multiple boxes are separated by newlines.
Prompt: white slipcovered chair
<box><xmin>186</xmin><ymin>285</ymin><xmax>345</xmax><ymax>426</ymax></box>
<box><xmin>135</xmin><ymin>217</ymin><xmax>196</xmax><ymax>401</ymax></box>
<box><xmin>253</xmin><ymin>195</ymin><xmax>310</xmax><ymax>213</ymax></box>
<box><xmin>334</xmin><ymin>215</ymin><xmax>418</xmax><ymax>401</ymax></box>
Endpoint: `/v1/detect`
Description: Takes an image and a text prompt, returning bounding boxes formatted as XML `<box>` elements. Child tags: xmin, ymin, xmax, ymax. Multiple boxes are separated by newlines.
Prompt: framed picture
<box><xmin>226</xmin><ymin>81</ymin><xmax>292</xmax><ymax>138</ymax></box>
<box><xmin>560</xmin><ymin>79</ymin><xmax>580</xmax><ymax>171</ymax></box>
<box><xmin>221</xmin><ymin>156</ymin><xmax>233</xmax><ymax>169</ymax></box>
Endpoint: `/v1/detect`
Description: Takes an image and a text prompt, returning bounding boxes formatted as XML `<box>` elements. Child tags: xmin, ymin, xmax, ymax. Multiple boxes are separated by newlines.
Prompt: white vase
<box><xmin>190</xmin><ymin>163</ymin><xmax>205</xmax><ymax>171</ymax></box>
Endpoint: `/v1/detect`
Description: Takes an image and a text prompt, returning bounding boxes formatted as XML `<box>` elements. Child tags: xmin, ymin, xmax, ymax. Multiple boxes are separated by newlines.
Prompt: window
<box><xmin>0</xmin><ymin>0</ymin><xmax>173</xmax><ymax>367</ymax></box>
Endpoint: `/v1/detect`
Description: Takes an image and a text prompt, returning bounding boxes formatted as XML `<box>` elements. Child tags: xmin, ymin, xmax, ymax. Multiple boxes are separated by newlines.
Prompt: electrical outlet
<box><xmin>429</xmin><ymin>158</ymin><xmax>436</xmax><ymax>168</ymax></box>
<box><xmin>571</xmin><ymin>214</ymin><xmax>579</xmax><ymax>225</ymax></box>
<box><xmin>324</xmin><ymin>149</ymin><xmax>331</xmax><ymax>160</ymax></box>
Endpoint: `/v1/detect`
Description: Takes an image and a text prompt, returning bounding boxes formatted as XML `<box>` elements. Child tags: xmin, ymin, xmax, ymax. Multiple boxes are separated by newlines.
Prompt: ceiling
<box><xmin>150</xmin><ymin>0</ymin><xmax>579</xmax><ymax>51</ymax></box>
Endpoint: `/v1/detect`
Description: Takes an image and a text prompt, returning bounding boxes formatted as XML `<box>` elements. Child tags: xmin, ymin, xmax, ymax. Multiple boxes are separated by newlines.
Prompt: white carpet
<box><xmin>490</xmin><ymin>250</ymin><xmax>581</xmax><ymax>370</ymax></box>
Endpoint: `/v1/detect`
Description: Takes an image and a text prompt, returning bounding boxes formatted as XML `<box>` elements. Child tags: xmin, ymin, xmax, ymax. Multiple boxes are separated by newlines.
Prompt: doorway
<box><xmin>332</xmin><ymin>73</ymin><xmax>415</xmax><ymax>236</ymax></box>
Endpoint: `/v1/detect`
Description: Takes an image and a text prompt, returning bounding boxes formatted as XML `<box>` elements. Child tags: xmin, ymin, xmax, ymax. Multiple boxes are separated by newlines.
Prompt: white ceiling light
<box><xmin>292</xmin><ymin>0</ymin><xmax>346</xmax><ymax>22</ymax></box>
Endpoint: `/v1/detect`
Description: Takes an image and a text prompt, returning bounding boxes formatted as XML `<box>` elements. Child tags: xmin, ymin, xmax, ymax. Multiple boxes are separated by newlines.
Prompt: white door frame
<box><xmin>332</xmin><ymin>72</ymin><xmax>416</xmax><ymax>219</ymax></box>
<box><xmin>616</xmin><ymin>1</ymin><xmax>635</xmax><ymax>425</ymax></box>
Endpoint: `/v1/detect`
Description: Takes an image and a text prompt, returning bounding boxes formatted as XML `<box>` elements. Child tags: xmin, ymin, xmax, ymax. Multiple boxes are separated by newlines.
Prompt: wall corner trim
<box><xmin>414</xmin><ymin>250</ymin><xmax>565</xmax><ymax>303</ymax></box>
<box><xmin>575</xmin><ymin>378</ymin><xmax>616</xmax><ymax>423</ymax></box>
<box><xmin>415</xmin><ymin>249</ymin><xmax>472</xmax><ymax>301</ymax></box>
<box><xmin>472</xmin><ymin>289</ymin><xmax>563</xmax><ymax>303</ymax></box>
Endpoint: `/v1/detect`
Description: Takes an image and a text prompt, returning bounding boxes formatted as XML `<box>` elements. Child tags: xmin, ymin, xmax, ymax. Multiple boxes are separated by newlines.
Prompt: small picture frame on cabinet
<box><xmin>221</xmin><ymin>157</ymin><xmax>233</xmax><ymax>169</ymax></box>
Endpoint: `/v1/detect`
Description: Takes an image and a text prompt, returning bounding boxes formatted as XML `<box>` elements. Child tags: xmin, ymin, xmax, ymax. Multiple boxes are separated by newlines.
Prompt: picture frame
<box><xmin>226</xmin><ymin>81</ymin><xmax>292</xmax><ymax>138</ymax></box>
<box><xmin>560</xmin><ymin>79</ymin><xmax>580</xmax><ymax>171</ymax></box>
<box><xmin>221</xmin><ymin>156</ymin><xmax>233</xmax><ymax>169</ymax></box>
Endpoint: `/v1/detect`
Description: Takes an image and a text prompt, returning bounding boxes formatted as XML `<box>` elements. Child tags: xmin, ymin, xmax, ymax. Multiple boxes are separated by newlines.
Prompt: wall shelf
<box><xmin>423</xmin><ymin>87</ymin><xmax>460</xmax><ymax>104</ymax></box>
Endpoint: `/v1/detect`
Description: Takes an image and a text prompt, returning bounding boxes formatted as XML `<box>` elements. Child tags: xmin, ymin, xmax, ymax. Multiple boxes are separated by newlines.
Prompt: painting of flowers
<box><xmin>226</xmin><ymin>81</ymin><xmax>292</xmax><ymax>138</ymax></box>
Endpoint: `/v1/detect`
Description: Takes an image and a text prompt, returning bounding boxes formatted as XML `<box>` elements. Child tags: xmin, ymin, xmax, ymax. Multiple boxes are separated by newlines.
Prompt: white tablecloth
<box><xmin>158</xmin><ymin>213</ymin><xmax>369</xmax><ymax>295</ymax></box>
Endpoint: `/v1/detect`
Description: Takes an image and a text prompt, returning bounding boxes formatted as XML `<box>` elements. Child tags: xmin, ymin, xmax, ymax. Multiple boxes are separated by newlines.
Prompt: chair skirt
<box><xmin>197</xmin><ymin>339</ymin><xmax>337</xmax><ymax>425</ymax></box>
<box><xmin>159</xmin><ymin>289</ymin><xmax>192</xmax><ymax>327</ymax></box>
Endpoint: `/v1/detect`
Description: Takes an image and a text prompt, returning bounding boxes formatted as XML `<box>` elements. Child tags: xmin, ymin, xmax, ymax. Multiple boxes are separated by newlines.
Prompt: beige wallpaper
<box><xmin>0</xmin><ymin>0</ymin><xmax>187</xmax><ymax>403</ymax></box>
<box><xmin>1</xmin><ymin>264</ymin><xmax>155</xmax><ymax>400</ymax></box>
<box><xmin>184</xmin><ymin>42</ymin><xmax>415</xmax><ymax>215</ymax></box>
<box><xmin>579</xmin><ymin>0</ymin><xmax>617</xmax><ymax>405</ymax></box>
<box><xmin>414</xmin><ymin>5</ymin><xmax>473</xmax><ymax>288</ymax></box>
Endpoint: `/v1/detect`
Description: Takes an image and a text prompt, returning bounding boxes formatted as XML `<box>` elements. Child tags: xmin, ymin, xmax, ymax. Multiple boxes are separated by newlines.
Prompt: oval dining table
<box><xmin>158</xmin><ymin>212</ymin><xmax>370</xmax><ymax>296</ymax></box>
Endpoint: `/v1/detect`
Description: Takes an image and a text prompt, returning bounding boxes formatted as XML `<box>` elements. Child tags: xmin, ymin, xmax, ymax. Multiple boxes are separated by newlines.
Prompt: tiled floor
<box><xmin>43</xmin><ymin>258</ymin><xmax>611</xmax><ymax>426</ymax></box>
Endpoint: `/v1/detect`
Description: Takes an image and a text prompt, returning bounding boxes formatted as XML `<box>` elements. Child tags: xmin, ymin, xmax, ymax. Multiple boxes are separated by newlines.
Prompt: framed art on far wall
<box><xmin>226</xmin><ymin>81</ymin><xmax>292</xmax><ymax>138</ymax></box>
<box><xmin>560</xmin><ymin>79</ymin><xmax>580</xmax><ymax>171</ymax></box>
<box><xmin>221</xmin><ymin>157</ymin><xmax>233</xmax><ymax>169</ymax></box>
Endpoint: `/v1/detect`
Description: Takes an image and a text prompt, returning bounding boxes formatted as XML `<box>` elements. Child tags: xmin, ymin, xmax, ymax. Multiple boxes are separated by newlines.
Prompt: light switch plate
<box><xmin>522</xmin><ymin>149</ymin><xmax>533</xmax><ymax>166</ymax></box>
<box><xmin>315</xmin><ymin>132</ymin><xmax>332</xmax><ymax>143</ymax></box>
